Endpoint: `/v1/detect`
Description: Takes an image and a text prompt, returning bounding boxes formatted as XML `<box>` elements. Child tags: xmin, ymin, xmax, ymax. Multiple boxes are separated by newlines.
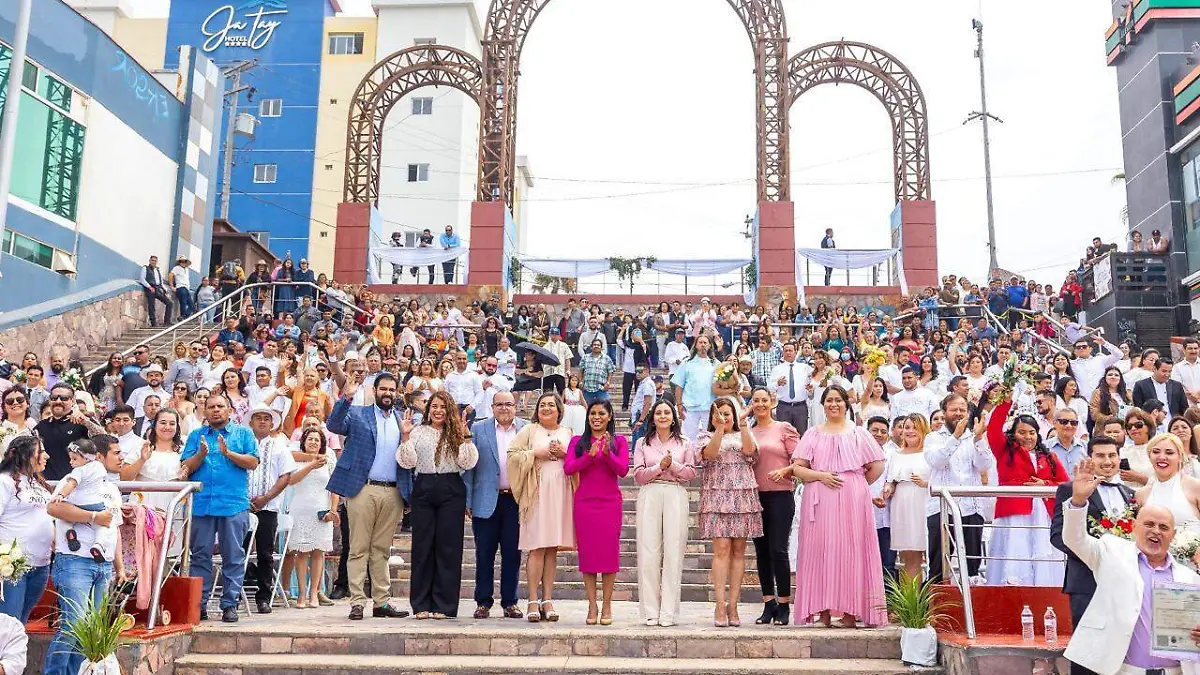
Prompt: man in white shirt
<box><xmin>445</xmin><ymin>351</ymin><xmax>483</xmax><ymax>423</ymax></box>
<box><xmin>662</xmin><ymin>329</ymin><xmax>691</xmax><ymax>377</ymax></box>
<box><xmin>878</xmin><ymin>345</ymin><xmax>906</xmax><ymax>394</ymax></box>
<box><xmin>247</xmin><ymin>367</ymin><xmax>291</xmax><ymax>417</ymax></box>
<box><xmin>125</xmin><ymin>364</ymin><xmax>169</xmax><ymax>414</ymax></box>
<box><xmin>629</xmin><ymin>364</ymin><xmax>657</xmax><ymax>443</ymax></box>
<box><xmin>768</xmin><ymin>342</ymin><xmax>813</xmax><ymax>434</ymax></box>
<box><xmin>983</xmin><ymin>344</ymin><xmax>1013</xmax><ymax>379</ymax></box>
<box><xmin>242</xmin><ymin>340</ymin><xmax>280</xmax><ymax>381</ymax></box>
<box><xmin>108</xmin><ymin>405</ymin><xmax>145</xmax><ymax>458</ymax></box>
<box><xmin>542</xmin><ymin>329</ymin><xmax>574</xmax><ymax>395</ymax></box>
<box><xmin>472</xmin><ymin>356</ymin><xmax>514</xmax><ymax>416</ymax></box>
<box><xmin>889</xmin><ymin>368</ymin><xmax>940</xmax><ymax>423</ymax></box>
<box><xmin>923</xmin><ymin>393</ymin><xmax>994</xmax><ymax>583</ymax></box>
<box><xmin>246</xmin><ymin>406</ymin><xmax>295</xmax><ymax>614</ymax></box>
<box><xmin>866</xmin><ymin>416</ymin><xmax>898</xmax><ymax>576</ymax></box>
<box><xmin>1171</xmin><ymin>336</ymin><xmax>1200</xmax><ymax>405</ymax></box>
<box><xmin>168</xmin><ymin>255</ymin><xmax>194</xmax><ymax>319</ymax></box>
<box><xmin>494</xmin><ymin>336</ymin><xmax>519</xmax><ymax>380</ymax></box>
<box><xmin>1070</xmin><ymin>335</ymin><xmax>1120</xmax><ymax>402</ymax></box>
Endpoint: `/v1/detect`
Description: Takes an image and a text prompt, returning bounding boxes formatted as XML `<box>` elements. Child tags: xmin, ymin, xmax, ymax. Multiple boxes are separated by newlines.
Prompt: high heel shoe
<box><xmin>713</xmin><ymin>604</ymin><xmax>729</xmax><ymax>628</ymax></box>
<box><xmin>585</xmin><ymin>604</ymin><xmax>599</xmax><ymax>626</ymax></box>
<box><xmin>727</xmin><ymin>604</ymin><xmax>741</xmax><ymax>627</ymax></box>
<box><xmin>526</xmin><ymin>602</ymin><xmax>541</xmax><ymax>623</ymax></box>
<box><xmin>773</xmin><ymin>603</ymin><xmax>790</xmax><ymax>626</ymax></box>
<box><xmin>755</xmin><ymin>599</ymin><xmax>778</xmax><ymax>625</ymax></box>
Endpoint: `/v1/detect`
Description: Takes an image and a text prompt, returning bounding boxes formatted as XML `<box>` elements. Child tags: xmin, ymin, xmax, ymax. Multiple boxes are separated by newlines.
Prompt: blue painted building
<box><xmin>164</xmin><ymin>0</ymin><xmax>336</xmax><ymax>261</ymax></box>
<box><xmin>0</xmin><ymin>0</ymin><xmax>220</xmax><ymax>316</ymax></box>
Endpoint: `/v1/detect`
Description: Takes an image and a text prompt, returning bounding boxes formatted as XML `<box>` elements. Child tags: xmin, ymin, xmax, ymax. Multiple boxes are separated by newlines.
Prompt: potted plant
<box><xmin>62</xmin><ymin>591</ymin><xmax>129</xmax><ymax>675</ymax></box>
<box><xmin>883</xmin><ymin>573</ymin><xmax>955</xmax><ymax>667</ymax></box>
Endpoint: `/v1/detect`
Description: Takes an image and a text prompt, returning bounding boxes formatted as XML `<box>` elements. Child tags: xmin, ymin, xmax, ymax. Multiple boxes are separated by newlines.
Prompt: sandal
<box><xmin>527</xmin><ymin>602</ymin><xmax>541</xmax><ymax>623</ymax></box>
<box><xmin>585</xmin><ymin>604</ymin><xmax>598</xmax><ymax>626</ymax></box>
<box><xmin>541</xmin><ymin>602</ymin><xmax>559</xmax><ymax>622</ymax></box>
<box><xmin>599</xmin><ymin>606</ymin><xmax>613</xmax><ymax>626</ymax></box>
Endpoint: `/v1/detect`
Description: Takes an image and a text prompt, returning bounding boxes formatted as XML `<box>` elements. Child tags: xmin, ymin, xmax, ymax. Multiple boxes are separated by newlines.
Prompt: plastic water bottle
<box><xmin>1044</xmin><ymin>607</ymin><xmax>1058</xmax><ymax>644</ymax></box>
<box><xmin>1020</xmin><ymin>605</ymin><xmax>1034</xmax><ymax>641</ymax></box>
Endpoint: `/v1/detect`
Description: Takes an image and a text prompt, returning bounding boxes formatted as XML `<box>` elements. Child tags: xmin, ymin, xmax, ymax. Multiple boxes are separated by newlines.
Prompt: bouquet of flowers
<box><xmin>0</xmin><ymin>539</ymin><xmax>33</xmax><ymax>601</ymax></box>
<box><xmin>859</xmin><ymin>344</ymin><xmax>887</xmax><ymax>378</ymax></box>
<box><xmin>1088</xmin><ymin>506</ymin><xmax>1137</xmax><ymax>539</ymax></box>
<box><xmin>60</xmin><ymin>367</ymin><xmax>85</xmax><ymax>391</ymax></box>
<box><xmin>9</xmin><ymin>369</ymin><xmax>25</xmax><ymax>386</ymax></box>
<box><xmin>0</xmin><ymin>421</ymin><xmax>20</xmax><ymax>452</ymax></box>
<box><xmin>714</xmin><ymin>362</ymin><xmax>737</xmax><ymax>383</ymax></box>
<box><xmin>1170</xmin><ymin>528</ymin><xmax>1200</xmax><ymax>572</ymax></box>
<box><xmin>986</xmin><ymin>356</ymin><xmax>1040</xmax><ymax>405</ymax></box>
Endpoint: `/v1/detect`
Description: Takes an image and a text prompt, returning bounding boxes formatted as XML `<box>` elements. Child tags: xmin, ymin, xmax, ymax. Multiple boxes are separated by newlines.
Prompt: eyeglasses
<box><xmin>1129</xmin><ymin>421</ymin><xmax>1147</xmax><ymax>429</ymax></box>
<box><xmin>1056</xmin><ymin>419</ymin><xmax>1080</xmax><ymax>427</ymax></box>
<box><xmin>174</xmin><ymin>385</ymin><xmax>189</xmax><ymax>391</ymax></box>
<box><xmin>3</xmin><ymin>397</ymin><xmax>25</xmax><ymax>405</ymax></box>
<box><xmin>134</xmin><ymin>350</ymin><xmax>148</xmax><ymax>356</ymax></box>
<box><xmin>493</xmin><ymin>402</ymin><xmax>516</xmax><ymax>409</ymax></box>
<box><xmin>48</xmin><ymin>394</ymin><xmax>72</xmax><ymax>402</ymax></box>
<box><xmin>1073</xmin><ymin>345</ymin><xmax>1088</xmax><ymax>350</ymax></box>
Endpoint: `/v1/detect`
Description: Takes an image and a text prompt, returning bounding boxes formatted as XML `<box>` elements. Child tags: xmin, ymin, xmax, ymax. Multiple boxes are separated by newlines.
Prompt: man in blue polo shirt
<box><xmin>1005</xmin><ymin>276</ymin><xmax>1029</xmax><ymax>329</ymax></box>
<box><xmin>181</xmin><ymin>392</ymin><xmax>260</xmax><ymax>623</ymax></box>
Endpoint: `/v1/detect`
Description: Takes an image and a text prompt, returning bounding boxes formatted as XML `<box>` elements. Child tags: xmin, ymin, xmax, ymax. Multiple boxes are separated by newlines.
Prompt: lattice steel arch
<box><xmin>478</xmin><ymin>0</ymin><xmax>790</xmax><ymax>205</ymax></box>
<box><xmin>344</xmin><ymin>45</ymin><xmax>484</xmax><ymax>204</ymax></box>
<box><xmin>787</xmin><ymin>41</ymin><xmax>930</xmax><ymax>202</ymax></box>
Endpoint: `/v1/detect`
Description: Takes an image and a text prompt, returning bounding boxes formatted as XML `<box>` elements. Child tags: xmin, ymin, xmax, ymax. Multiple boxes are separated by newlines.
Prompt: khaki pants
<box><xmin>345</xmin><ymin>484</ymin><xmax>404</xmax><ymax>607</ymax></box>
<box><xmin>636</xmin><ymin>482</ymin><xmax>689</xmax><ymax>625</ymax></box>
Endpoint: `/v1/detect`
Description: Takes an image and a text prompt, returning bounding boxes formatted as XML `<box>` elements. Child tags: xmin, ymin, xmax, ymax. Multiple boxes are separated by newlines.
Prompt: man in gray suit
<box><xmin>465</xmin><ymin>391</ymin><xmax>526</xmax><ymax>619</ymax></box>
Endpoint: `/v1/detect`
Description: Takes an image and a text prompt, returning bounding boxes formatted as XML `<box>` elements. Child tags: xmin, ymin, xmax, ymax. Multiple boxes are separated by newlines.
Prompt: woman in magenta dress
<box><xmin>771</xmin><ymin>384</ymin><xmax>887</xmax><ymax>628</ymax></box>
<box><xmin>564</xmin><ymin>400</ymin><xmax>629</xmax><ymax>625</ymax></box>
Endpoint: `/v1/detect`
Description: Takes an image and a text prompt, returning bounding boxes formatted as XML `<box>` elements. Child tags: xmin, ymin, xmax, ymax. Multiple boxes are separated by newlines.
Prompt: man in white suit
<box><xmin>1063</xmin><ymin>458</ymin><xmax>1200</xmax><ymax>675</ymax></box>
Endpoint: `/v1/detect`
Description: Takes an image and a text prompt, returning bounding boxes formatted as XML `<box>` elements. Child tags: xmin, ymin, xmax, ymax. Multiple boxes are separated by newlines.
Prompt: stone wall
<box><xmin>26</xmin><ymin>629</ymin><xmax>193</xmax><ymax>675</ymax></box>
<box><xmin>0</xmin><ymin>289</ymin><xmax>147</xmax><ymax>365</ymax></box>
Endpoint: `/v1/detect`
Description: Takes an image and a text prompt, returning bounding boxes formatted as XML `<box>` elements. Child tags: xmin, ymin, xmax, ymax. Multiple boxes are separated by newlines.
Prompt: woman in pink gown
<box><xmin>771</xmin><ymin>384</ymin><xmax>887</xmax><ymax>628</ymax></box>
<box><xmin>564</xmin><ymin>400</ymin><xmax>629</xmax><ymax>625</ymax></box>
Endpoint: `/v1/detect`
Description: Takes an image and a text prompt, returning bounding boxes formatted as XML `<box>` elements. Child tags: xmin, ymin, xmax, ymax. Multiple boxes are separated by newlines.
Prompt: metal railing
<box><xmin>48</xmin><ymin>480</ymin><xmax>201</xmax><ymax>630</ymax></box>
<box><xmin>935</xmin><ymin>485</ymin><xmax>1063</xmax><ymax>639</ymax></box>
<box><xmin>799</xmin><ymin>253</ymin><xmax>897</xmax><ymax>287</ymax></box>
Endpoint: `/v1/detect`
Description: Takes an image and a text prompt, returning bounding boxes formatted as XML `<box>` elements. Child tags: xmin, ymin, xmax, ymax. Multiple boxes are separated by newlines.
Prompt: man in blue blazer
<box><xmin>325</xmin><ymin>372</ymin><xmax>412</xmax><ymax>621</ymax></box>
<box><xmin>464</xmin><ymin>390</ymin><xmax>526</xmax><ymax>619</ymax></box>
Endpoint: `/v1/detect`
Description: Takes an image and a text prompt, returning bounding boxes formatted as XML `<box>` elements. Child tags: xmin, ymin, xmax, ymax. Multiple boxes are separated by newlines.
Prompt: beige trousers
<box><xmin>345</xmin><ymin>483</ymin><xmax>404</xmax><ymax>607</ymax></box>
<box><xmin>636</xmin><ymin>482</ymin><xmax>690</xmax><ymax>624</ymax></box>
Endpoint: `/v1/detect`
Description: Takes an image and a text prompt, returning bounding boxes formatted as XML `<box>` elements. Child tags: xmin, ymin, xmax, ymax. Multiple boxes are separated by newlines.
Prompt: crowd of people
<box><xmin>7</xmin><ymin>253</ymin><xmax>1200</xmax><ymax>674</ymax></box>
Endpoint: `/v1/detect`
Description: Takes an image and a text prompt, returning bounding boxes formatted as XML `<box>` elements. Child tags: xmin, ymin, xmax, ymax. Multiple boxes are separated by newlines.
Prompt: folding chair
<box><xmin>269</xmin><ymin>513</ymin><xmax>294</xmax><ymax>609</ymax></box>
<box><xmin>208</xmin><ymin>512</ymin><xmax>258</xmax><ymax>615</ymax></box>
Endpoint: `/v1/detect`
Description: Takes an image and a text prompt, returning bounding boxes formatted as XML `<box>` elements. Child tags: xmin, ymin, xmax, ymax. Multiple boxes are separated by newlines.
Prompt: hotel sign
<box><xmin>201</xmin><ymin>1</ymin><xmax>287</xmax><ymax>53</ymax></box>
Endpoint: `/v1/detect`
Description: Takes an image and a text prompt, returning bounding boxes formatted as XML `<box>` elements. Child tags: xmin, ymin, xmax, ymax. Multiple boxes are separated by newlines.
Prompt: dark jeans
<box><xmin>877</xmin><ymin>527</ymin><xmax>897</xmax><ymax>578</ymax></box>
<box><xmin>0</xmin><ymin>562</ymin><xmax>49</xmax><ymax>623</ymax></box>
<box><xmin>824</xmin><ymin>267</ymin><xmax>833</xmax><ymax>285</ymax></box>
<box><xmin>409</xmin><ymin>473</ymin><xmax>467</xmax><ymax>616</ymax></box>
<box><xmin>144</xmin><ymin>286</ymin><xmax>172</xmax><ymax>326</ymax></box>
<box><xmin>773</xmin><ymin>401</ymin><xmax>809</xmax><ymax>435</ymax></box>
<box><xmin>753</xmin><ymin>490</ymin><xmax>795</xmax><ymax>598</ymax></box>
<box><xmin>926</xmin><ymin>512</ymin><xmax>983</xmax><ymax>584</ymax></box>
<box><xmin>334</xmin><ymin>502</ymin><xmax>350</xmax><ymax>591</ymax></box>
<box><xmin>544</xmin><ymin>374</ymin><xmax>566</xmax><ymax>395</ymax></box>
<box><xmin>472</xmin><ymin>492</ymin><xmax>521</xmax><ymax>609</ymax></box>
<box><xmin>244</xmin><ymin>509</ymin><xmax>278</xmax><ymax>605</ymax></box>
<box><xmin>442</xmin><ymin>260</ymin><xmax>456</xmax><ymax>284</ymax></box>
<box><xmin>176</xmin><ymin>286</ymin><xmax>196</xmax><ymax>318</ymax></box>
<box><xmin>621</xmin><ymin>371</ymin><xmax>637</xmax><ymax>410</ymax></box>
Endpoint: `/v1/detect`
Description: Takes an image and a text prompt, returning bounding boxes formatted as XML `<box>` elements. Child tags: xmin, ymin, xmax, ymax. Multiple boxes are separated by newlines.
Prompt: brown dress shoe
<box><xmin>473</xmin><ymin>606</ymin><xmax>490</xmax><ymax>619</ymax></box>
<box><xmin>348</xmin><ymin>605</ymin><xmax>364</xmax><ymax>621</ymax></box>
<box><xmin>502</xmin><ymin>605</ymin><xmax>524</xmax><ymax>619</ymax></box>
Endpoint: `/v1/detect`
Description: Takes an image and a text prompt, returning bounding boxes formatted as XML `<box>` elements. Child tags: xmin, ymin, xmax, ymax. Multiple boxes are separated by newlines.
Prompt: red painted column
<box><xmin>756</xmin><ymin>200</ymin><xmax>797</xmax><ymax>306</ymax></box>
<box><xmin>900</xmin><ymin>200</ymin><xmax>938</xmax><ymax>288</ymax></box>
<box><xmin>468</xmin><ymin>201</ymin><xmax>507</xmax><ymax>300</ymax></box>
<box><xmin>334</xmin><ymin>202</ymin><xmax>371</xmax><ymax>285</ymax></box>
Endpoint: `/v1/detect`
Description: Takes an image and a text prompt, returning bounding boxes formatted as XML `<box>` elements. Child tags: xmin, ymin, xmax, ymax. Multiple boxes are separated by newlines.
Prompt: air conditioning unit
<box><xmin>234</xmin><ymin>112</ymin><xmax>258</xmax><ymax>138</ymax></box>
<box><xmin>51</xmin><ymin>249</ymin><xmax>76</xmax><ymax>275</ymax></box>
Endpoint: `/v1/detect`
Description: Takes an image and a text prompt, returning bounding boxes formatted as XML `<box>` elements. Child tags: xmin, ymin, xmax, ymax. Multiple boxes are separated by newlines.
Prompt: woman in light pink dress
<box><xmin>771</xmin><ymin>384</ymin><xmax>887</xmax><ymax>628</ymax></box>
<box><xmin>506</xmin><ymin>392</ymin><xmax>576</xmax><ymax>622</ymax></box>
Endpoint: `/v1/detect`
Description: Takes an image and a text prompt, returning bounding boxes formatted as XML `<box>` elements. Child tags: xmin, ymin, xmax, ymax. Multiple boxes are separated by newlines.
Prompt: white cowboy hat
<box><xmin>248</xmin><ymin>405</ymin><xmax>282</xmax><ymax>431</ymax></box>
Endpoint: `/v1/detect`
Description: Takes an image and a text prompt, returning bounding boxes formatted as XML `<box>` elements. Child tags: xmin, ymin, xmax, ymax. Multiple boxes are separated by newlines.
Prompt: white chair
<box><xmin>269</xmin><ymin>513</ymin><xmax>294</xmax><ymax>609</ymax></box>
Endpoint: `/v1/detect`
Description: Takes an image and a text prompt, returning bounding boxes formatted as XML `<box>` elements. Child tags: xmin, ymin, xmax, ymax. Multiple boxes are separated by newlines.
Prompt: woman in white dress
<box><xmin>562</xmin><ymin>375</ymin><xmax>587</xmax><ymax>435</ymax></box>
<box><xmin>1136</xmin><ymin>433</ymin><xmax>1200</xmax><ymax>534</ymax></box>
<box><xmin>286</xmin><ymin>428</ymin><xmax>338</xmax><ymax>608</ymax></box>
<box><xmin>180</xmin><ymin>388</ymin><xmax>209</xmax><ymax>436</ymax></box>
<box><xmin>119</xmin><ymin>409</ymin><xmax>186</xmax><ymax>557</ymax></box>
<box><xmin>200</xmin><ymin>344</ymin><xmax>234</xmax><ymax>390</ymax></box>
<box><xmin>963</xmin><ymin>354</ymin><xmax>989</xmax><ymax>407</ymax></box>
<box><xmin>879</xmin><ymin>414</ymin><xmax>932</xmax><ymax>581</ymax></box>
<box><xmin>807</xmin><ymin>352</ymin><xmax>852</xmax><ymax>428</ymax></box>
<box><xmin>857</xmin><ymin>377</ymin><xmax>891</xmax><ymax>423</ymax></box>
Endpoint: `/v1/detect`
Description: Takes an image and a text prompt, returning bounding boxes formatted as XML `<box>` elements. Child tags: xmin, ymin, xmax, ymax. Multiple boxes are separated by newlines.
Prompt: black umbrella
<box><xmin>513</xmin><ymin>341</ymin><xmax>561</xmax><ymax>367</ymax></box>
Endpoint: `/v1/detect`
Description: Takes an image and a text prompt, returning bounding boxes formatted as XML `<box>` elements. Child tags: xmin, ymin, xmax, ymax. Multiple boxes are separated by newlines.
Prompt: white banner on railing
<box><xmin>369</xmin><ymin>247</ymin><xmax>469</xmax><ymax>284</ymax></box>
<box><xmin>793</xmin><ymin>248</ymin><xmax>908</xmax><ymax>305</ymax></box>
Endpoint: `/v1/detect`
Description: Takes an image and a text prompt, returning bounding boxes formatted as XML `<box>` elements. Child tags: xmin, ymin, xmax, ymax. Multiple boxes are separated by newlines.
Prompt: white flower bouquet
<box><xmin>1170</xmin><ymin>528</ymin><xmax>1200</xmax><ymax>572</ymax></box>
<box><xmin>0</xmin><ymin>539</ymin><xmax>33</xmax><ymax>600</ymax></box>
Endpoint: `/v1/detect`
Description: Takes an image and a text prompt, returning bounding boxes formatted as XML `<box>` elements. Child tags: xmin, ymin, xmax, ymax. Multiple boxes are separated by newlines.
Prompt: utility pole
<box><xmin>0</xmin><ymin>0</ymin><xmax>34</xmax><ymax>278</ymax></box>
<box><xmin>964</xmin><ymin>19</ymin><xmax>1003</xmax><ymax>275</ymax></box>
<box><xmin>219</xmin><ymin>60</ymin><xmax>257</xmax><ymax>221</ymax></box>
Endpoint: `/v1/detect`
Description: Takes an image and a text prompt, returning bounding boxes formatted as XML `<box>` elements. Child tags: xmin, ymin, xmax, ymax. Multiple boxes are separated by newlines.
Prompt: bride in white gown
<box><xmin>1136</xmin><ymin>433</ymin><xmax>1200</xmax><ymax>534</ymax></box>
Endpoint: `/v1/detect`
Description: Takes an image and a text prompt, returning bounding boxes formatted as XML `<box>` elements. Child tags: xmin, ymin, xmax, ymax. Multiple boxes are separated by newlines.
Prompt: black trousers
<box><xmin>926</xmin><ymin>512</ymin><xmax>984</xmax><ymax>584</ymax></box>
<box><xmin>472</xmin><ymin>492</ymin><xmax>521</xmax><ymax>609</ymax></box>
<box><xmin>409</xmin><ymin>473</ymin><xmax>467</xmax><ymax>616</ymax></box>
<box><xmin>543</xmin><ymin>374</ymin><xmax>566</xmax><ymax>395</ymax></box>
<box><xmin>442</xmin><ymin>260</ymin><xmax>456</xmax><ymax>284</ymax></box>
<box><xmin>333</xmin><ymin>502</ymin><xmax>350</xmax><ymax>591</ymax></box>
<box><xmin>823</xmin><ymin>267</ymin><xmax>833</xmax><ymax>285</ymax></box>
<box><xmin>1067</xmin><ymin>593</ymin><xmax>1100</xmax><ymax>675</ymax></box>
<box><xmin>753</xmin><ymin>490</ymin><xmax>795</xmax><ymax>598</ymax></box>
<box><xmin>244</xmin><ymin>509</ymin><xmax>278</xmax><ymax>604</ymax></box>
<box><xmin>621</xmin><ymin>371</ymin><xmax>637</xmax><ymax>410</ymax></box>
<box><xmin>877</xmin><ymin>527</ymin><xmax>897</xmax><ymax>579</ymax></box>
<box><xmin>773</xmin><ymin>401</ymin><xmax>809</xmax><ymax>435</ymax></box>
<box><xmin>144</xmin><ymin>286</ymin><xmax>172</xmax><ymax>327</ymax></box>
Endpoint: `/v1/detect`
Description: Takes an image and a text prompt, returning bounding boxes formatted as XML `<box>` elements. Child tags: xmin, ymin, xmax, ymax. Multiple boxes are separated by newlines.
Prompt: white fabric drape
<box><xmin>649</xmin><ymin>259</ymin><xmax>752</xmax><ymax>276</ymax></box>
<box><xmin>368</xmin><ymin>247</ymin><xmax>469</xmax><ymax>284</ymax></box>
<box><xmin>515</xmin><ymin>258</ymin><xmax>612</xmax><ymax>279</ymax></box>
<box><xmin>515</xmin><ymin>257</ymin><xmax>752</xmax><ymax>279</ymax></box>
<box><xmin>793</xmin><ymin>248</ymin><xmax>908</xmax><ymax>306</ymax></box>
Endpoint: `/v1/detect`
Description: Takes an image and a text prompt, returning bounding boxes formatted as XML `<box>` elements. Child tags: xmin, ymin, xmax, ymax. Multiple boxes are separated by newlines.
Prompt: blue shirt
<box><xmin>440</xmin><ymin>232</ymin><xmax>461</xmax><ymax>249</ymax></box>
<box><xmin>368</xmin><ymin>406</ymin><xmax>401</xmax><ymax>481</ymax></box>
<box><xmin>1006</xmin><ymin>284</ymin><xmax>1029</xmax><ymax>309</ymax></box>
<box><xmin>670</xmin><ymin>356</ymin><xmax>717</xmax><ymax>412</ymax></box>
<box><xmin>1045</xmin><ymin>435</ymin><xmax>1087</xmax><ymax>476</ymax></box>
<box><xmin>216</xmin><ymin>329</ymin><xmax>245</xmax><ymax>346</ymax></box>
<box><xmin>181</xmin><ymin>423</ymin><xmax>259</xmax><ymax>517</ymax></box>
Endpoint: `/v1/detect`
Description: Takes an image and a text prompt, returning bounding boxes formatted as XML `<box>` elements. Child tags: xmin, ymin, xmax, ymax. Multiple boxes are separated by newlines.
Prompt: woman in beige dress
<box><xmin>507</xmin><ymin>392</ymin><xmax>576</xmax><ymax>622</ymax></box>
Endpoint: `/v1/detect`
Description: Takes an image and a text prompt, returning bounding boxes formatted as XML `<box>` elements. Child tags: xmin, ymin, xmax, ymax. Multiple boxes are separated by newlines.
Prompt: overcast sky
<box><xmin>135</xmin><ymin>0</ymin><xmax>1126</xmax><ymax>287</ymax></box>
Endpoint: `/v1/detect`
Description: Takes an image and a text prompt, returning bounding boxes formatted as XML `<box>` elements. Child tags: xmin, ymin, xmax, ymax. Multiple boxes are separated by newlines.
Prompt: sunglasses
<box><xmin>3</xmin><ymin>397</ymin><xmax>26</xmax><ymax>405</ymax></box>
<box><xmin>1129</xmin><ymin>421</ymin><xmax>1147</xmax><ymax>429</ymax></box>
<box><xmin>1056</xmin><ymin>419</ymin><xmax>1080</xmax><ymax>427</ymax></box>
<box><xmin>134</xmin><ymin>350</ymin><xmax>148</xmax><ymax>356</ymax></box>
<box><xmin>49</xmin><ymin>394</ymin><xmax>73</xmax><ymax>402</ymax></box>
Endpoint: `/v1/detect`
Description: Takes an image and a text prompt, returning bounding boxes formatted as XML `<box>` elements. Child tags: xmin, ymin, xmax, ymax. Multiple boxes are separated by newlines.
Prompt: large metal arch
<box><xmin>477</xmin><ymin>0</ymin><xmax>790</xmax><ymax>205</ymax></box>
<box><xmin>344</xmin><ymin>45</ymin><xmax>484</xmax><ymax>204</ymax></box>
<box><xmin>787</xmin><ymin>41</ymin><xmax>930</xmax><ymax>202</ymax></box>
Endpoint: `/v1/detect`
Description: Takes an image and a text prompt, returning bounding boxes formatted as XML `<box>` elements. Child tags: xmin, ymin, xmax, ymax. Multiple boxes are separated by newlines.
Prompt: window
<box><xmin>414</xmin><ymin>38</ymin><xmax>437</xmax><ymax>45</ymax></box>
<box><xmin>259</xmin><ymin>98</ymin><xmax>282</xmax><ymax>117</ymax></box>
<box><xmin>407</xmin><ymin>163</ymin><xmax>429</xmax><ymax>182</ymax></box>
<box><xmin>41</xmin><ymin>75</ymin><xmax>71</xmax><ymax>110</ymax></box>
<box><xmin>411</xmin><ymin>97</ymin><xmax>433</xmax><ymax>115</ymax></box>
<box><xmin>20</xmin><ymin>61</ymin><xmax>36</xmax><ymax>92</ymax></box>
<box><xmin>253</xmin><ymin>164</ymin><xmax>278</xmax><ymax>183</ymax></box>
<box><xmin>3</xmin><ymin>230</ymin><xmax>54</xmax><ymax>269</ymax></box>
<box><xmin>328</xmin><ymin>33</ymin><xmax>364</xmax><ymax>55</ymax></box>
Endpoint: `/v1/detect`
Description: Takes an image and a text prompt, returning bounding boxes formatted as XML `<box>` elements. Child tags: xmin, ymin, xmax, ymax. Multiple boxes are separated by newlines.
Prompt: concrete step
<box><xmin>395</xmin><ymin>549</ymin><xmax>738</xmax><ymax>570</ymax></box>
<box><xmin>175</xmin><ymin>654</ymin><xmax>933</xmax><ymax>675</ymax></box>
<box><xmin>388</xmin><ymin>579</ymin><xmax>765</xmax><ymax>603</ymax></box>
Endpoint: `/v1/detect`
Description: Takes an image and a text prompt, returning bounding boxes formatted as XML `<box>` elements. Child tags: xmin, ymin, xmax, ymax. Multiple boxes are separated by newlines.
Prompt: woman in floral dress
<box><xmin>698</xmin><ymin>396</ymin><xmax>762</xmax><ymax>627</ymax></box>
